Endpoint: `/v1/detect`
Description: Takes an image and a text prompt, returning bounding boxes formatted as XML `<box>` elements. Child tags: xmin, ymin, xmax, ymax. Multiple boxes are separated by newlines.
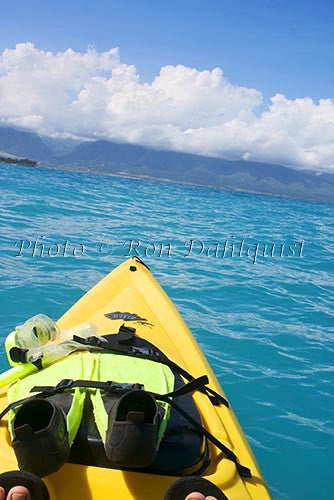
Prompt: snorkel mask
<box><xmin>5</xmin><ymin>314</ymin><xmax>97</xmax><ymax>367</ymax></box>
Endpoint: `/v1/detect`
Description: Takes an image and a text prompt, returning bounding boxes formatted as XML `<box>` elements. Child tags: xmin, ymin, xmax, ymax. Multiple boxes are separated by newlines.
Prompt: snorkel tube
<box><xmin>0</xmin><ymin>364</ymin><xmax>38</xmax><ymax>388</ymax></box>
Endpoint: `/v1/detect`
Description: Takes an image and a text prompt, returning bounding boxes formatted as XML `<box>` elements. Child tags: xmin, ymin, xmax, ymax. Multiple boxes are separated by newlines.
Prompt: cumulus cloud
<box><xmin>0</xmin><ymin>42</ymin><xmax>333</xmax><ymax>171</ymax></box>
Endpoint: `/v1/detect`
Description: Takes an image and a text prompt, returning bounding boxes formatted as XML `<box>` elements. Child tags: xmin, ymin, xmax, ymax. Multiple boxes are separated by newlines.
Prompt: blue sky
<box><xmin>1</xmin><ymin>0</ymin><xmax>333</xmax><ymax>102</ymax></box>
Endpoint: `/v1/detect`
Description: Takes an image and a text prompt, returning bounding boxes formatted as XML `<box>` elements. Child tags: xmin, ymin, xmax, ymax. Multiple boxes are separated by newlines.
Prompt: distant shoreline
<box><xmin>0</xmin><ymin>155</ymin><xmax>37</xmax><ymax>166</ymax></box>
<box><xmin>3</xmin><ymin>159</ymin><xmax>329</xmax><ymax>205</ymax></box>
<box><xmin>1</xmin><ymin>127</ymin><xmax>333</xmax><ymax>204</ymax></box>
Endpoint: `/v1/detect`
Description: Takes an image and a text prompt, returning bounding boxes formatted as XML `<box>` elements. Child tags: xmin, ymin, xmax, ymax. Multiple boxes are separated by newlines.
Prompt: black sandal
<box><xmin>165</xmin><ymin>476</ymin><xmax>228</xmax><ymax>500</ymax></box>
<box><xmin>0</xmin><ymin>470</ymin><xmax>49</xmax><ymax>500</ymax></box>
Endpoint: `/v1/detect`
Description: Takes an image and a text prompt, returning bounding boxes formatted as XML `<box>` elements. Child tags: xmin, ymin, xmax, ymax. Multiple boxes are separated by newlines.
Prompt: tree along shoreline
<box><xmin>0</xmin><ymin>155</ymin><xmax>37</xmax><ymax>166</ymax></box>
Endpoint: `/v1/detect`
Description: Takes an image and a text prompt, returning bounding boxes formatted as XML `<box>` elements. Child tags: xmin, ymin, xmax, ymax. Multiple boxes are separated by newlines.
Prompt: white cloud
<box><xmin>0</xmin><ymin>43</ymin><xmax>333</xmax><ymax>171</ymax></box>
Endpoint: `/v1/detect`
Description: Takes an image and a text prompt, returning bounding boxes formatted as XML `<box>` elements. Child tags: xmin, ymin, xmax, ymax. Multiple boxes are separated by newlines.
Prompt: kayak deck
<box><xmin>0</xmin><ymin>257</ymin><xmax>272</xmax><ymax>499</ymax></box>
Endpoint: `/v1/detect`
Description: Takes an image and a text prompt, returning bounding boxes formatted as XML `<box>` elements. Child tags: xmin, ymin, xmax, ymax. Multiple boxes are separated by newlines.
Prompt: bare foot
<box><xmin>185</xmin><ymin>494</ymin><xmax>206</xmax><ymax>500</ymax></box>
<box><xmin>0</xmin><ymin>486</ymin><xmax>31</xmax><ymax>500</ymax></box>
<box><xmin>185</xmin><ymin>493</ymin><xmax>217</xmax><ymax>500</ymax></box>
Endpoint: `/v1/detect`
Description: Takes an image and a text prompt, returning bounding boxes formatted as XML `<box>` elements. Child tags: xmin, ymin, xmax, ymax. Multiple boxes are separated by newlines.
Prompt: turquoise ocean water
<box><xmin>0</xmin><ymin>163</ymin><xmax>333</xmax><ymax>499</ymax></box>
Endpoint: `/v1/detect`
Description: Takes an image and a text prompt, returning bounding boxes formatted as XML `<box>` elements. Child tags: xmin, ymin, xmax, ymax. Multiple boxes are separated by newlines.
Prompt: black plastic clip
<box><xmin>131</xmin><ymin>346</ymin><xmax>161</xmax><ymax>361</ymax></box>
<box><xmin>103</xmin><ymin>381</ymin><xmax>143</xmax><ymax>394</ymax></box>
<box><xmin>73</xmin><ymin>334</ymin><xmax>103</xmax><ymax>346</ymax></box>
<box><xmin>9</xmin><ymin>347</ymin><xmax>29</xmax><ymax>364</ymax></box>
<box><xmin>132</xmin><ymin>346</ymin><xmax>152</xmax><ymax>356</ymax></box>
<box><xmin>117</xmin><ymin>324</ymin><xmax>136</xmax><ymax>345</ymax></box>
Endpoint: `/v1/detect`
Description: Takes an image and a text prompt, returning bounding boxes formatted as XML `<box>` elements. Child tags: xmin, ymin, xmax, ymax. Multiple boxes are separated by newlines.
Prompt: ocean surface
<box><xmin>0</xmin><ymin>163</ymin><xmax>333</xmax><ymax>499</ymax></box>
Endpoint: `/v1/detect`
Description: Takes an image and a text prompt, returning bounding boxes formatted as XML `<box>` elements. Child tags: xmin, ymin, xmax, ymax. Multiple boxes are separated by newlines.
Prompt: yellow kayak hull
<box><xmin>0</xmin><ymin>257</ymin><xmax>272</xmax><ymax>499</ymax></box>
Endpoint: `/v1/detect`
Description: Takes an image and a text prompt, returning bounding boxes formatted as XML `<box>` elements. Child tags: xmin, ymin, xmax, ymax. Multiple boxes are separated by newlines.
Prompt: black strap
<box><xmin>0</xmin><ymin>376</ymin><xmax>207</xmax><ymax>421</ymax></box>
<box><xmin>162</xmin><ymin>375</ymin><xmax>209</xmax><ymax>398</ymax></box>
<box><xmin>0</xmin><ymin>379</ymin><xmax>75</xmax><ymax>420</ymax></box>
<box><xmin>158</xmin><ymin>395</ymin><xmax>252</xmax><ymax>479</ymax></box>
<box><xmin>164</xmin><ymin>357</ymin><xmax>229</xmax><ymax>407</ymax></box>
<box><xmin>32</xmin><ymin>376</ymin><xmax>209</xmax><ymax>402</ymax></box>
<box><xmin>73</xmin><ymin>335</ymin><xmax>229</xmax><ymax>408</ymax></box>
<box><xmin>0</xmin><ymin>380</ymin><xmax>142</xmax><ymax>420</ymax></box>
<box><xmin>0</xmin><ymin>395</ymin><xmax>38</xmax><ymax>421</ymax></box>
<box><xmin>31</xmin><ymin>379</ymin><xmax>145</xmax><ymax>394</ymax></box>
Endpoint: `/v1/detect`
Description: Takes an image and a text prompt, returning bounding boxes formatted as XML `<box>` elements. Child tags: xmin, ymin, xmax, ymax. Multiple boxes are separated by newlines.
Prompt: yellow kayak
<box><xmin>0</xmin><ymin>257</ymin><xmax>272</xmax><ymax>499</ymax></box>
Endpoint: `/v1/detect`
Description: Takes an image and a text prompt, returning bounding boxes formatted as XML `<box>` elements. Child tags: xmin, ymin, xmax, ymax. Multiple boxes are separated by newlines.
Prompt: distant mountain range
<box><xmin>0</xmin><ymin>125</ymin><xmax>333</xmax><ymax>203</ymax></box>
<box><xmin>0</xmin><ymin>126</ymin><xmax>53</xmax><ymax>160</ymax></box>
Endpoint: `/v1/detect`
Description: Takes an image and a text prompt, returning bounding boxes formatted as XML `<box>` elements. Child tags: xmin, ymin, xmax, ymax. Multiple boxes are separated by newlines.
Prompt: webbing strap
<box><xmin>0</xmin><ymin>395</ymin><xmax>39</xmax><ymax>421</ymax></box>
<box><xmin>32</xmin><ymin>376</ymin><xmax>209</xmax><ymax>402</ymax></box>
<box><xmin>73</xmin><ymin>335</ymin><xmax>229</xmax><ymax>407</ymax></box>
<box><xmin>164</xmin><ymin>357</ymin><xmax>229</xmax><ymax>407</ymax></box>
<box><xmin>31</xmin><ymin>379</ymin><xmax>145</xmax><ymax>394</ymax></box>
<box><xmin>0</xmin><ymin>379</ymin><xmax>76</xmax><ymax>420</ymax></box>
<box><xmin>162</xmin><ymin>375</ymin><xmax>209</xmax><ymax>398</ymax></box>
<box><xmin>158</xmin><ymin>395</ymin><xmax>252</xmax><ymax>479</ymax></box>
<box><xmin>0</xmin><ymin>376</ymin><xmax>208</xmax><ymax>421</ymax></box>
